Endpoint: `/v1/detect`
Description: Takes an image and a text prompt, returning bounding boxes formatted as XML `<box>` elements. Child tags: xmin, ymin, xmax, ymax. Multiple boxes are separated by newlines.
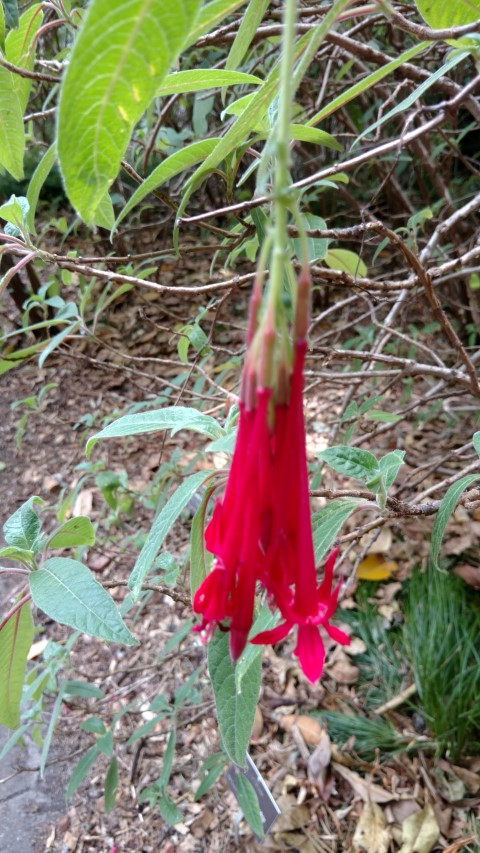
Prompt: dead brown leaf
<box><xmin>327</xmin><ymin>650</ymin><xmax>360</xmax><ymax>684</ymax></box>
<box><xmin>398</xmin><ymin>803</ymin><xmax>440</xmax><ymax>853</ymax></box>
<box><xmin>307</xmin><ymin>728</ymin><xmax>332</xmax><ymax>800</ymax></box>
<box><xmin>453</xmin><ymin>564</ymin><xmax>480</xmax><ymax>589</ymax></box>
<box><xmin>333</xmin><ymin>763</ymin><xmax>395</xmax><ymax>803</ymax></box>
<box><xmin>352</xmin><ymin>801</ymin><xmax>391</xmax><ymax>853</ymax></box>
<box><xmin>280</xmin><ymin>714</ymin><xmax>324</xmax><ymax>745</ymax></box>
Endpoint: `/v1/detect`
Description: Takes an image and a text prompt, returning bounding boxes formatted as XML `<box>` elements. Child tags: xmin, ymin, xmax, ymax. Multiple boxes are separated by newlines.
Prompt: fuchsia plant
<box><xmin>193</xmin><ymin>266</ymin><xmax>349</xmax><ymax>682</ymax></box>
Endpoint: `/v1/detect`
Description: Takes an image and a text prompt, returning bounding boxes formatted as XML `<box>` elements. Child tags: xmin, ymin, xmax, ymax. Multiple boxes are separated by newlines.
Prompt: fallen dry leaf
<box><xmin>451</xmin><ymin>764</ymin><xmax>480</xmax><ymax>793</ymax></box>
<box><xmin>251</xmin><ymin>705</ymin><xmax>263</xmax><ymax>740</ymax></box>
<box><xmin>280</xmin><ymin>715</ymin><xmax>324</xmax><ymax>745</ymax></box>
<box><xmin>333</xmin><ymin>763</ymin><xmax>395</xmax><ymax>803</ymax></box>
<box><xmin>72</xmin><ymin>488</ymin><xmax>93</xmax><ymax>517</ymax></box>
<box><xmin>453</xmin><ymin>565</ymin><xmax>480</xmax><ymax>589</ymax></box>
<box><xmin>307</xmin><ymin>728</ymin><xmax>332</xmax><ymax>800</ymax></box>
<box><xmin>346</xmin><ymin>636</ymin><xmax>367</xmax><ymax>656</ymax></box>
<box><xmin>327</xmin><ymin>650</ymin><xmax>360</xmax><ymax>684</ymax></box>
<box><xmin>360</xmin><ymin>528</ymin><xmax>392</xmax><ymax>554</ymax></box>
<box><xmin>357</xmin><ymin>553</ymin><xmax>398</xmax><ymax>581</ymax></box>
<box><xmin>352</xmin><ymin>801</ymin><xmax>391</xmax><ymax>853</ymax></box>
<box><xmin>398</xmin><ymin>803</ymin><xmax>440</xmax><ymax>853</ymax></box>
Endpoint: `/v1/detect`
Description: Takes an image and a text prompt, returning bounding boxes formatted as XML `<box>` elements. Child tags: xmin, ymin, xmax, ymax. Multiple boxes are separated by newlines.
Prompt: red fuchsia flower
<box><xmin>193</xmin><ymin>267</ymin><xmax>349</xmax><ymax>680</ymax></box>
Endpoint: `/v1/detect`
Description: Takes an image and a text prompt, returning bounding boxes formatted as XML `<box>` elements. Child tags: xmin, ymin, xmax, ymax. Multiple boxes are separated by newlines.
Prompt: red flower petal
<box><xmin>250</xmin><ymin>620</ymin><xmax>292</xmax><ymax>645</ymax></box>
<box><xmin>294</xmin><ymin>624</ymin><xmax>326</xmax><ymax>683</ymax></box>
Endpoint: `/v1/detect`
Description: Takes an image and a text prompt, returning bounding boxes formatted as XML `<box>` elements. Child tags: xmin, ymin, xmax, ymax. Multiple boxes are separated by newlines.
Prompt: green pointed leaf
<box><xmin>2</xmin><ymin>0</ymin><xmax>18</xmax><ymax>29</ymax></box>
<box><xmin>0</xmin><ymin>5</ymin><xmax>5</xmax><ymax>51</ymax></box>
<box><xmin>378</xmin><ymin>450</ymin><xmax>405</xmax><ymax>491</ymax></box>
<box><xmin>47</xmin><ymin>517</ymin><xmax>96</xmax><ymax>550</ymax></box>
<box><xmin>234</xmin><ymin>604</ymin><xmax>278</xmax><ymax>692</ymax></box>
<box><xmin>0</xmin><ymin>598</ymin><xmax>33</xmax><ymax>728</ymax></box>
<box><xmin>289</xmin><ymin>124</ymin><xmax>342</xmax><ymax>151</ymax></box>
<box><xmin>208</xmin><ymin>628</ymin><xmax>261</xmax><ymax>766</ymax></box>
<box><xmin>92</xmin><ymin>191</ymin><xmax>115</xmax><ymax>230</ymax></box>
<box><xmin>318</xmin><ymin>446</ymin><xmax>379</xmax><ymax>481</ymax></box>
<box><xmin>3</xmin><ymin>496</ymin><xmax>42</xmax><ymax>550</ymax></box>
<box><xmin>38</xmin><ymin>320</ymin><xmax>81</xmax><ymax>368</ymax></box>
<box><xmin>29</xmin><ymin>557</ymin><xmax>137</xmax><ymax>645</ymax></box>
<box><xmin>57</xmin><ymin>0</ymin><xmax>202</xmax><ymax>223</ymax></box>
<box><xmin>0</xmin><ymin>68</ymin><xmax>24</xmax><ymax>179</ymax></box>
<box><xmin>415</xmin><ymin>0</ymin><xmax>480</xmax><ymax>27</ymax></box>
<box><xmin>225</xmin><ymin>0</ymin><xmax>269</xmax><ymax>72</ymax></box>
<box><xmin>157</xmin><ymin>69</ymin><xmax>261</xmax><ymax>96</ymax></box>
<box><xmin>104</xmin><ymin>756</ymin><xmax>119</xmax><ymax>813</ymax></box>
<box><xmin>0</xmin><ymin>546</ymin><xmax>34</xmax><ymax>565</ymax></box>
<box><xmin>473</xmin><ymin>431</ymin><xmax>480</xmax><ymax>456</ymax></box>
<box><xmin>129</xmin><ymin>470</ymin><xmax>211</xmax><ymax>600</ymax></box>
<box><xmin>235</xmin><ymin>774</ymin><xmax>264</xmax><ymax>839</ymax></box>
<box><xmin>114</xmin><ymin>139</ymin><xmax>219</xmax><ymax>230</ymax></box>
<box><xmin>190</xmin><ymin>484</ymin><xmax>216</xmax><ymax>597</ymax></box>
<box><xmin>185</xmin><ymin>0</ymin><xmax>247</xmax><ymax>47</ymax></box>
<box><xmin>5</xmin><ymin>4</ymin><xmax>43</xmax><ymax>111</ymax></box>
<box><xmin>430</xmin><ymin>474</ymin><xmax>480</xmax><ymax>570</ymax></box>
<box><xmin>158</xmin><ymin>794</ymin><xmax>183</xmax><ymax>825</ymax></box>
<box><xmin>66</xmin><ymin>746</ymin><xmax>100</xmax><ymax>800</ymax></box>
<box><xmin>312</xmin><ymin>499</ymin><xmax>360</xmax><ymax>561</ymax></box>
<box><xmin>86</xmin><ymin>405</ymin><xmax>223</xmax><ymax>457</ymax></box>
<box><xmin>26</xmin><ymin>143</ymin><xmax>57</xmax><ymax>234</ymax></box>
<box><xmin>293</xmin><ymin>213</ymin><xmax>329</xmax><ymax>262</ymax></box>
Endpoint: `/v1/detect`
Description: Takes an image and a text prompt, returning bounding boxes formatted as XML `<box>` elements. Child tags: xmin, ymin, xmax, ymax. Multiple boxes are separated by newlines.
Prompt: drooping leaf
<box><xmin>208</xmin><ymin>628</ymin><xmax>261</xmax><ymax>766</ymax></box>
<box><xmin>185</xmin><ymin>0</ymin><xmax>247</xmax><ymax>46</ymax></box>
<box><xmin>86</xmin><ymin>405</ymin><xmax>223</xmax><ymax>457</ymax></box>
<box><xmin>430</xmin><ymin>474</ymin><xmax>480</xmax><ymax>570</ymax></box>
<box><xmin>312</xmin><ymin>499</ymin><xmax>360</xmax><ymax>562</ymax></box>
<box><xmin>0</xmin><ymin>598</ymin><xmax>33</xmax><ymax>728</ymax></box>
<box><xmin>26</xmin><ymin>144</ymin><xmax>57</xmax><ymax>234</ymax></box>
<box><xmin>235</xmin><ymin>773</ymin><xmax>265</xmax><ymax>839</ymax></box>
<box><xmin>225</xmin><ymin>0</ymin><xmax>269</xmax><ymax>73</ymax></box>
<box><xmin>3</xmin><ymin>496</ymin><xmax>42</xmax><ymax>550</ymax></box>
<box><xmin>289</xmin><ymin>124</ymin><xmax>342</xmax><ymax>150</ymax></box>
<box><xmin>57</xmin><ymin>0</ymin><xmax>202</xmax><ymax>223</ymax></box>
<box><xmin>47</xmin><ymin>516</ymin><xmax>96</xmax><ymax>550</ymax></box>
<box><xmin>5</xmin><ymin>4</ymin><xmax>43</xmax><ymax>111</ymax></box>
<box><xmin>157</xmin><ymin>68</ymin><xmax>261</xmax><ymax>96</ymax></box>
<box><xmin>129</xmin><ymin>470</ymin><xmax>212</xmax><ymax>600</ymax></box>
<box><xmin>113</xmin><ymin>139</ymin><xmax>219</xmax><ymax>230</ymax></box>
<box><xmin>66</xmin><ymin>746</ymin><xmax>100</xmax><ymax>800</ymax></box>
<box><xmin>0</xmin><ymin>546</ymin><xmax>34</xmax><ymax>565</ymax></box>
<box><xmin>29</xmin><ymin>557</ymin><xmax>137</xmax><ymax>644</ymax></box>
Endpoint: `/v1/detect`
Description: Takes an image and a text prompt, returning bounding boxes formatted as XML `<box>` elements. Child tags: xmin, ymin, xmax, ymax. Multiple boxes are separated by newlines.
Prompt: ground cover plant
<box><xmin>1</xmin><ymin>0</ymin><xmax>480</xmax><ymax>850</ymax></box>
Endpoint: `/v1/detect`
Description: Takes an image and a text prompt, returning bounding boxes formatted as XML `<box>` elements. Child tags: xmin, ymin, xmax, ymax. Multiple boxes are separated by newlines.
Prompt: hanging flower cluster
<box><xmin>193</xmin><ymin>267</ymin><xmax>349</xmax><ymax>682</ymax></box>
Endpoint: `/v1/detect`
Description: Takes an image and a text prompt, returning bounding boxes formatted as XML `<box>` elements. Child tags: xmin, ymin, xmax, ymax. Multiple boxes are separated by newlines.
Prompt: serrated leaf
<box><xmin>26</xmin><ymin>143</ymin><xmax>57</xmax><ymax>234</ymax></box>
<box><xmin>129</xmin><ymin>470</ymin><xmax>211</xmax><ymax>600</ymax></box>
<box><xmin>57</xmin><ymin>0</ymin><xmax>201</xmax><ymax>223</ymax></box>
<box><xmin>86</xmin><ymin>405</ymin><xmax>223</xmax><ymax>457</ymax></box>
<box><xmin>66</xmin><ymin>746</ymin><xmax>100</xmax><ymax>800</ymax></box>
<box><xmin>47</xmin><ymin>516</ymin><xmax>96</xmax><ymax>549</ymax></box>
<box><xmin>29</xmin><ymin>557</ymin><xmax>137</xmax><ymax>645</ymax></box>
<box><xmin>312</xmin><ymin>499</ymin><xmax>360</xmax><ymax>561</ymax></box>
<box><xmin>430</xmin><ymin>474</ymin><xmax>480</xmax><ymax>570</ymax></box>
<box><xmin>325</xmin><ymin>248</ymin><xmax>367</xmax><ymax>278</ymax></box>
<box><xmin>318</xmin><ymin>446</ymin><xmax>378</xmax><ymax>481</ymax></box>
<box><xmin>235</xmin><ymin>773</ymin><xmax>264</xmax><ymax>839</ymax></box>
<box><xmin>104</xmin><ymin>755</ymin><xmax>118</xmax><ymax>814</ymax></box>
<box><xmin>3</xmin><ymin>496</ymin><xmax>42</xmax><ymax>550</ymax></box>
<box><xmin>415</xmin><ymin>0</ymin><xmax>480</xmax><ymax>28</ymax></box>
<box><xmin>208</xmin><ymin>628</ymin><xmax>261</xmax><ymax>766</ymax></box>
<box><xmin>114</xmin><ymin>138</ymin><xmax>219</xmax><ymax>230</ymax></box>
<box><xmin>0</xmin><ymin>598</ymin><xmax>33</xmax><ymax>728</ymax></box>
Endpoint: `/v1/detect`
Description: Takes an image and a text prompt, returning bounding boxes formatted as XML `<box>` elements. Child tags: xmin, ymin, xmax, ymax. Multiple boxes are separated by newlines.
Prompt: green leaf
<box><xmin>29</xmin><ymin>557</ymin><xmax>137</xmax><ymax>645</ymax></box>
<box><xmin>225</xmin><ymin>0</ymin><xmax>269</xmax><ymax>72</ymax></box>
<box><xmin>87</xmin><ymin>405</ymin><xmax>223</xmax><ymax>457</ymax></box>
<box><xmin>289</xmin><ymin>123</ymin><xmax>342</xmax><ymax>151</ymax></box>
<box><xmin>473</xmin><ymin>432</ymin><xmax>480</xmax><ymax>456</ymax></box>
<box><xmin>157</xmin><ymin>69</ymin><xmax>261</xmax><ymax>96</ymax></box>
<box><xmin>2</xmin><ymin>0</ymin><xmax>18</xmax><ymax>29</ymax></box>
<box><xmin>66</xmin><ymin>746</ymin><xmax>100</xmax><ymax>800</ymax></box>
<box><xmin>104</xmin><ymin>756</ymin><xmax>119</xmax><ymax>813</ymax></box>
<box><xmin>378</xmin><ymin>450</ymin><xmax>405</xmax><ymax>491</ymax></box>
<box><xmin>26</xmin><ymin>143</ymin><xmax>57</xmax><ymax>235</ymax></box>
<box><xmin>3</xmin><ymin>496</ymin><xmax>42</xmax><ymax>550</ymax></box>
<box><xmin>312</xmin><ymin>499</ymin><xmax>360</xmax><ymax>562</ymax></box>
<box><xmin>158</xmin><ymin>729</ymin><xmax>176</xmax><ymax>789</ymax></box>
<box><xmin>92</xmin><ymin>191</ymin><xmax>115</xmax><ymax>230</ymax></box>
<box><xmin>208</xmin><ymin>629</ymin><xmax>261</xmax><ymax>766</ymax></box>
<box><xmin>97</xmin><ymin>730</ymin><xmax>114</xmax><ymax>756</ymax></box>
<box><xmin>80</xmin><ymin>716</ymin><xmax>107</xmax><ymax>734</ymax></box>
<box><xmin>37</xmin><ymin>320</ymin><xmax>81</xmax><ymax>369</ymax></box>
<box><xmin>293</xmin><ymin>213</ymin><xmax>329</xmax><ymax>263</ymax></box>
<box><xmin>113</xmin><ymin>139</ymin><xmax>219</xmax><ymax>230</ymax></box>
<box><xmin>366</xmin><ymin>410</ymin><xmax>402</xmax><ymax>424</ymax></box>
<box><xmin>325</xmin><ymin>248</ymin><xmax>367</xmax><ymax>278</ymax></box>
<box><xmin>354</xmin><ymin>50</ymin><xmax>468</xmax><ymax>148</ymax></box>
<box><xmin>57</xmin><ymin>0</ymin><xmax>202</xmax><ymax>223</ymax></box>
<box><xmin>430</xmin><ymin>474</ymin><xmax>480</xmax><ymax>571</ymax></box>
<box><xmin>235</xmin><ymin>604</ymin><xmax>278</xmax><ymax>691</ymax></box>
<box><xmin>0</xmin><ymin>598</ymin><xmax>33</xmax><ymax>728</ymax></box>
<box><xmin>194</xmin><ymin>756</ymin><xmax>227</xmax><ymax>800</ymax></box>
<box><xmin>0</xmin><ymin>545</ymin><xmax>34</xmax><ymax>565</ymax></box>
<box><xmin>190</xmin><ymin>484</ymin><xmax>216</xmax><ymax>597</ymax></box>
<box><xmin>235</xmin><ymin>773</ymin><xmax>265</xmax><ymax>839</ymax></box>
<box><xmin>0</xmin><ymin>193</ymin><xmax>29</xmax><ymax>228</ymax></box>
<box><xmin>318</xmin><ymin>446</ymin><xmax>378</xmax><ymax>481</ymax></box>
<box><xmin>415</xmin><ymin>0</ymin><xmax>480</xmax><ymax>27</ymax></box>
<box><xmin>47</xmin><ymin>517</ymin><xmax>96</xmax><ymax>549</ymax></box>
<box><xmin>158</xmin><ymin>794</ymin><xmax>183</xmax><ymax>825</ymax></box>
<box><xmin>5</xmin><ymin>4</ymin><xmax>43</xmax><ymax>111</ymax></box>
<box><xmin>0</xmin><ymin>70</ymin><xmax>24</xmax><ymax>178</ymax></box>
<box><xmin>0</xmin><ymin>3</ymin><xmax>4</xmax><ymax>49</ymax></box>
<box><xmin>64</xmin><ymin>680</ymin><xmax>105</xmax><ymax>699</ymax></box>
<box><xmin>184</xmin><ymin>0</ymin><xmax>247</xmax><ymax>47</ymax></box>
<box><xmin>129</xmin><ymin>470</ymin><xmax>211</xmax><ymax>600</ymax></box>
